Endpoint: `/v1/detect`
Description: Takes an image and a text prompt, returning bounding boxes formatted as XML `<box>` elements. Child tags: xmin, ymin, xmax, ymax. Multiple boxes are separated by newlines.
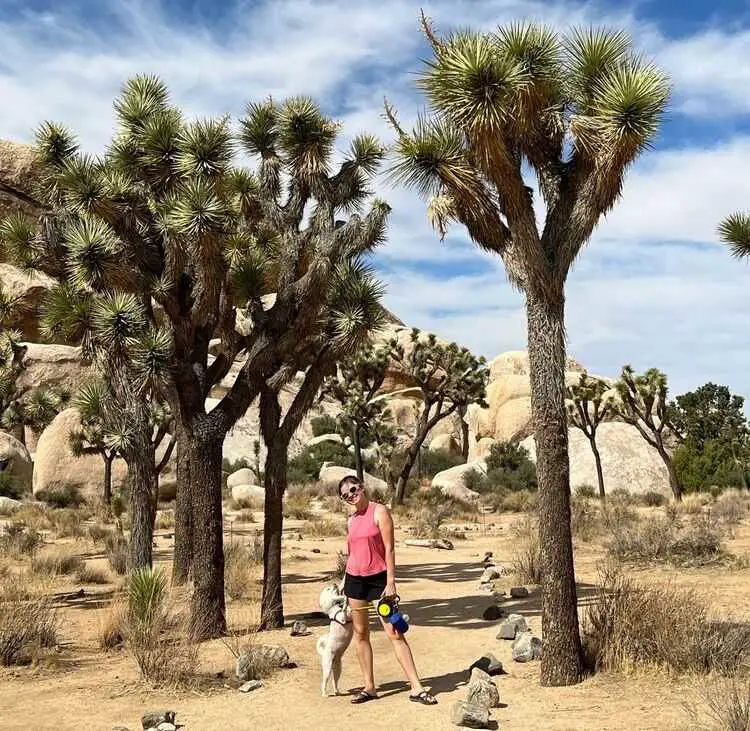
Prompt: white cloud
<box><xmin>1</xmin><ymin>0</ymin><xmax>750</xmax><ymax>401</ymax></box>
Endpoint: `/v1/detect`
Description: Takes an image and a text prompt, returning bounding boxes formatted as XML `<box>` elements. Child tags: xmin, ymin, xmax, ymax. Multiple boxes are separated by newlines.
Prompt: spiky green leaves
<box><xmin>166</xmin><ymin>179</ymin><xmax>227</xmax><ymax>237</ymax></box>
<box><xmin>718</xmin><ymin>212</ymin><xmax>750</xmax><ymax>259</ymax></box>
<box><xmin>114</xmin><ymin>75</ymin><xmax>170</xmax><ymax>132</ymax></box>
<box><xmin>35</xmin><ymin>122</ymin><xmax>79</xmax><ymax>168</ymax></box>
<box><xmin>41</xmin><ymin>284</ymin><xmax>94</xmax><ymax>348</ymax></box>
<box><xmin>239</xmin><ymin>100</ymin><xmax>279</xmax><ymax>158</ymax></box>
<box><xmin>177</xmin><ymin>118</ymin><xmax>234</xmax><ymax>179</ymax></box>
<box><xmin>66</xmin><ymin>217</ymin><xmax>126</xmax><ymax>290</ymax></box>
<box><xmin>566</xmin><ymin>372</ymin><xmax>613</xmax><ymax>437</ymax></box>
<box><xmin>91</xmin><ymin>291</ymin><xmax>146</xmax><ymax>354</ymax></box>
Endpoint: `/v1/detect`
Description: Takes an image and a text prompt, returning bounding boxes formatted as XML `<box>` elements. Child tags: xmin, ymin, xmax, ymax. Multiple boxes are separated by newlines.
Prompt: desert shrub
<box><xmin>583</xmin><ymin>564</ymin><xmax>750</xmax><ymax>676</ymax></box>
<box><xmin>608</xmin><ymin>509</ymin><xmax>726</xmax><ymax>567</ymax></box>
<box><xmin>571</xmin><ymin>497</ymin><xmax>601</xmax><ymax>542</ymax></box>
<box><xmin>96</xmin><ymin>601</ymin><xmax>126</xmax><ymax>650</ymax></box>
<box><xmin>410</xmin><ymin>505</ymin><xmax>451</xmax><ymax>540</ymax></box>
<box><xmin>310</xmin><ymin>414</ymin><xmax>340</xmax><ymax>437</ymax></box>
<box><xmin>154</xmin><ymin>510</ymin><xmax>175</xmax><ymax>530</ymax></box>
<box><xmin>0</xmin><ymin>597</ymin><xmax>59</xmax><ymax>666</ymax></box>
<box><xmin>31</xmin><ymin>548</ymin><xmax>84</xmax><ymax>577</ymax></box>
<box><xmin>288</xmin><ymin>440</ymin><xmax>373</xmax><ymax>484</ymax></box>
<box><xmin>111</xmin><ymin>494</ymin><xmax>125</xmax><ymax>518</ymax></box>
<box><xmin>574</xmin><ymin>484</ymin><xmax>597</xmax><ymax>499</ymax></box>
<box><xmin>639</xmin><ymin>490</ymin><xmax>667</xmax><ymax>507</ymax></box>
<box><xmin>419</xmin><ymin>448</ymin><xmax>464</xmax><ymax>478</ymax></box>
<box><xmin>0</xmin><ymin>572</ymin><xmax>49</xmax><ymax>603</ymax></box>
<box><xmin>0</xmin><ymin>523</ymin><xmax>43</xmax><ymax>558</ymax></box>
<box><xmin>86</xmin><ymin>524</ymin><xmax>113</xmax><ymax>544</ymax></box>
<box><xmin>35</xmin><ymin>485</ymin><xmax>84</xmax><ymax>509</ymax></box>
<box><xmin>510</xmin><ymin>514</ymin><xmax>542</xmax><ymax>584</ymax></box>
<box><xmin>330</xmin><ymin>551</ymin><xmax>347</xmax><ymax>581</ymax></box>
<box><xmin>306</xmin><ymin>518</ymin><xmax>347</xmax><ymax>538</ymax></box>
<box><xmin>11</xmin><ymin>503</ymin><xmax>52</xmax><ymax>532</ymax></box>
<box><xmin>224</xmin><ymin>540</ymin><xmax>256</xmax><ymax>600</ymax></box>
<box><xmin>105</xmin><ymin>533</ymin><xmax>129</xmax><ymax>575</ymax></box>
<box><xmin>488</xmin><ymin>488</ymin><xmax>538</xmax><ymax>513</ymax></box>
<box><xmin>230</xmin><ymin>493</ymin><xmax>264</xmax><ymax>511</ymax></box>
<box><xmin>0</xmin><ymin>471</ymin><xmax>23</xmax><ymax>500</ymax></box>
<box><xmin>609</xmin><ymin>488</ymin><xmax>635</xmax><ymax>504</ymax></box>
<box><xmin>320</xmin><ymin>495</ymin><xmax>347</xmax><ymax>515</ymax></box>
<box><xmin>463</xmin><ymin>468</ymin><xmax>487</xmax><ymax>493</ymax></box>
<box><xmin>283</xmin><ymin>493</ymin><xmax>313</xmax><ymax>520</ymax></box>
<box><xmin>417</xmin><ymin>485</ymin><xmax>478</xmax><ymax>517</ymax></box>
<box><xmin>602</xmin><ymin>499</ymin><xmax>639</xmax><ymax>532</ymax></box>
<box><xmin>687</xmin><ymin>678</ymin><xmax>750</xmax><ymax>731</ymax></box>
<box><xmin>712</xmin><ymin>490</ymin><xmax>749</xmax><ymax>529</ymax></box>
<box><xmin>483</xmin><ymin>441</ymin><xmax>537</xmax><ymax>492</ymax></box>
<box><xmin>124</xmin><ymin>567</ymin><xmax>198</xmax><ymax>687</ymax></box>
<box><xmin>234</xmin><ymin>509</ymin><xmax>256</xmax><ymax>524</ymax></box>
<box><xmin>75</xmin><ymin>563</ymin><xmax>109</xmax><ymax>585</ymax></box>
<box><xmin>49</xmin><ymin>508</ymin><xmax>86</xmax><ymax>538</ymax></box>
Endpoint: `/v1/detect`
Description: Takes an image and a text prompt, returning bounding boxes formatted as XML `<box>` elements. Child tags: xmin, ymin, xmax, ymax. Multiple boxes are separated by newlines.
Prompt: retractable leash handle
<box><xmin>376</xmin><ymin>595</ymin><xmax>409</xmax><ymax>634</ymax></box>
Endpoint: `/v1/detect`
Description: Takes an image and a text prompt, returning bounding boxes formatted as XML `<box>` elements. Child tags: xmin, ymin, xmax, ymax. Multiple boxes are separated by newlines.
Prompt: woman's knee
<box><xmin>354</xmin><ymin>624</ymin><xmax>370</xmax><ymax>642</ymax></box>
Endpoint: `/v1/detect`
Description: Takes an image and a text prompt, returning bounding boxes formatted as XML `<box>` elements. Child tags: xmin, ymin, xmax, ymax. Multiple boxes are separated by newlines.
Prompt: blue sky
<box><xmin>1</xmin><ymin>0</ymin><xmax>750</xmax><ymax>400</ymax></box>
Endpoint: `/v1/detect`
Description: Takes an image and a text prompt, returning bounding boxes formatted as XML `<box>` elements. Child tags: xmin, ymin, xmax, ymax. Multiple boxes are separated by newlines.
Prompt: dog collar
<box><xmin>331</xmin><ymin>608</ymin><xmax>351</xmax><ymax>626</ymax></box>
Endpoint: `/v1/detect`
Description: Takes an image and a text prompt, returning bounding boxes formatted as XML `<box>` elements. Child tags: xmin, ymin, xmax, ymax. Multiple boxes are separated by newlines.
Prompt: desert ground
<box><xmin>1</xmin><ymin>492</ymin><xmax>748</xmax><ymax>731</ymax></box>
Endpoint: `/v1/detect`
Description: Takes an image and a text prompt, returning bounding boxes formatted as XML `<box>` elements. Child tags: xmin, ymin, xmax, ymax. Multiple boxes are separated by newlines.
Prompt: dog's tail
<box><xmin>316</xmin><ymin>634</ymin><xmax>327</xmax><ymax>656</ymax></box>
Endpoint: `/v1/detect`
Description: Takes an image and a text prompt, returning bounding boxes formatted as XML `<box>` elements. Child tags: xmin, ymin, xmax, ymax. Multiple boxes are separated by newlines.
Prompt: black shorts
<box><xmin>344</xmin><ymin>570</ymin><xmax>387</xmax><ymax>602</ymax></box>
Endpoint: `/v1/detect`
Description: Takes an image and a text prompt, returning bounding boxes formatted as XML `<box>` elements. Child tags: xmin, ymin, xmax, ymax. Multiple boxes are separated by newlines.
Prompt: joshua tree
<box><xmin>390</xmin><ymin>329</ymin><xmax>487</xmax><ymax>505</ymax></box>
<box><xmin>322</xmin><ymin>339</ymin><xmax>396</xmax><ymax>480</ymax></box>
<box><xmin>614</xmin><ymin>365</ymin><xmax>682</xmax><ymax>500</ymax></box>
<box><xmin>386</xmin><ymin>16</ymin><xmax>669</xmax><ymax>684</ymax></box>
<box><xmin>566</xmin><ymin>373</ymin><xmax>613</xmax><ymax>500</ymax></box>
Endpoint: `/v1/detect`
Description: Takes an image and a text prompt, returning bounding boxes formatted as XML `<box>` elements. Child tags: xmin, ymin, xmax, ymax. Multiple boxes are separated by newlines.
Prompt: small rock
<box><xmin>236</xmin><ymin>645</ymin><xmax>292</xmax><ymax>681</ymax></box>
<box><xmin>481</xmin><ymin>605</ymin><xmax>504</xmax><ymax>621</ymax></box>
<box><xmin>512</xmin><ymin>633</ymin><xmax>543</xmax><ymax>662</ymax></box>
<box><xmin>468</xmin><ymin>652</ymin><xmax>504</xmax><ymax>677</ymax></box>
<box><xmin>481</xmin><ymin>551</ymin><xmax>493</xmax><ymax>563</ymax></box>
<box><xmin>311</xmin><ymin>548</ymin><xmax>321</xmax><ymax>554</ymax></box>
<box><xmin>155</xmin><ymin>725</ymin><xmax>177</xmax><ymax>731</ymax></box>
<box><xmin>479</xmin><ymin>567</ymin><xmax>501</xmax><ymax>584</ymax></box>
<box><xmin>497</xmin><ymin>612</ymin><xmax>528</xmax><ymax>640</ymax></box>
<box><xmin>478</xmin><ymin>583</ymin><xmax>495</xmax><ymax>594</ymax></box>
<box><xmin>141</xmin><ymin>711</ymin><xmax>175</xmax><ymax>730</ymax></box>
<box><xmin>290</xmin><ymin>620</ymin><xmax>309</xmax><ymax>637</ymax></box>
<box><xmin>239</xmin><ymin>679</ymin><xmax>263</xmax><ymax>693</ymax></box>
<box><xmin>510</xmin><ymin>586</ymin><xmax>529</xmax><ymax>598</ymax></box>
<box><xmin>451</xmin><ymin>700</ymin><xmax>491</xmax><ymax>728</ymax></box>
<box><xmin>467</xmin><ymin>667</ymin><xmax>500</xmax><ymax>709</ymax></box>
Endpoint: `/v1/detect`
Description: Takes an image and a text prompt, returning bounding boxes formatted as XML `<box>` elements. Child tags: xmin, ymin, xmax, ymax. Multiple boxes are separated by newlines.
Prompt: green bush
<box><xmin>640</xmin><ymin>491</ymin><xmax>667</xmax><ymax>507</ymax></box>
<box><xmin>575</xmin><ymin>484</ymin><xmax>597</xmax><ymax>499</ymax></box>
<box><xmin>310</xmin><ymin>414</ymin><xmax>340</xmax><ymax>437</ymax></box>
<box><xmin>419</xmin><ymin>448</ymin><xmax>464</xmax><ymax>478</ymax></box>
<box><xmin>35</xmin><ymin>484</ymin><xmax>84</xmax><ymax>509</ymax></box>
<box><xmin>673</xmin><ymin>438</ymin><xmax>746</xmax><ymax>493</ymax></box>
<box><xmin>0</xmin><ymin>472</ymin><xmax>23</xmax><ymax>500</ymax></box>
<box><xmin>483</xmin><ymin>441</ymin><xmax>537</xmax><ymax>492</ymax></box>
<box><xmin>288</xmin><ymin>440</ymin><xmax>371</xmax><ymax>483</ymax></box>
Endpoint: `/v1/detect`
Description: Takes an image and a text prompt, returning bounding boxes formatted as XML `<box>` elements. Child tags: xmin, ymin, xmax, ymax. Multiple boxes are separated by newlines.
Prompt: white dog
<box><xmin>316</xmin><ymin>580</ymin><xmax>354</xmax><ymax>697</ymax></box>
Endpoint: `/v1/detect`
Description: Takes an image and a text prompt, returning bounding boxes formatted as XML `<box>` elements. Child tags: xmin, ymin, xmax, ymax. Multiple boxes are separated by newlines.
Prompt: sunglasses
<box><xmin>339</xmin><ymin>484</ymin><xmax>362</xmax><ymax>501</ymax></box>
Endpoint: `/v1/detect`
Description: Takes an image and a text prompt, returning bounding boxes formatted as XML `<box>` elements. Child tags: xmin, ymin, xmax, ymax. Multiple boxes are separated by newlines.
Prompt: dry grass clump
<box><xmin>48</xmin><ymin>508</ymin><xmax>86</xmax><ymax>539</ymax></box>
<box><xmin>583</xmin><ymin>564</ymin><xmax>750</xmax><ymax>677</ymax></box>
<box><xmin>608</xmin><ymin>508</ymin><xmax>726</xmax><ymax>567</ymax></box>
<box><xmin>86</xmin><ymin>523</ymin><xmax>113</xmax><ymax>544</ymax></box>
<box><xmin>31</xmin><ymin>547</ymin><xmax>84</xmax><ymax>577</ymax></box>
<box><xmin>571</xmin><ymin>496</ymin><xmax>602</xmax><ymax>542</ymax></box>
<box><xmin>509</xmin><ymin>514</ymin><xmax>542</xmax><ymax>585</ymax></box>
<box><xmin>124</xmin><ymin>567</ymin><xmax>199</xmax><ymax>687</ymax></box>
<box><xmin>686</xmin><ymin>678</ymin><xmax>750</xmax><ymax>731</ymax></box>
<box><xmin>488</xmin><ymin>488</ymin><xmax>538</xmax><ymax>513</ymax></box>
<box><xmin>229</xmin><ymin>495</ymin><xmax>264</xmax><ymax>511</ymax></box>
<box><xmin>0</xmin><ymin>572</ymin><xmax>50</xmax><ymax>603</ymax></box>
<box><xmin>10</xmin><ymin>503</ymin><xmax>52</xmax><ymax>533</ymax></box>
<box><xmin>329</xmin><ymin>551</ymin><xmax>347</xmax><ymax>582</ymax></box>
<box><xmin>75</xmin><ymin>562</ymin><xmax>110</xmax><ymax>585</ymax></box>
<box><xmin>712</xmin><ymin>489</ymin><xmax>750</xmax><ymax>532</ymax></box>
<box><xmin>224</xmin><ymin>539</ymin><xmax>261</xmax><ymax>601</ymax></box>
<box><xmin>0</xmin><ymin>523</ymin><xmax>43</xmax><ymax>558</ymax></box>
<box><xmin>154</xmin><ymin>510</ymin><xmax>175</xmax><ymax>530</ymax></box>
<box><xmin>105</xmin><ymin>533</ymin><xmax>129</xmax><ymax>575</ymax></box>
<box><xmin>306</xmin><ymin>517</ymin><xmax>347</xmax><ymax>538</ymax></box>
<box><xmin>96</xmin><ymin>600</ymin><xmax>126</xmax><ymax>650</ymax></box>
<box><xmin>234</xmin><ymin>509</ymin><xmax>256</xmax><ymax>524</ymax></box>
<box><xmin>283</xmin><ymin>493</ymin><xmax>313</xmax><ymax>520</ymax></box>
<box><xmin>0</xmin><ymin>596</ymin><xmax>59</xmax><ymax>666</ymax></box>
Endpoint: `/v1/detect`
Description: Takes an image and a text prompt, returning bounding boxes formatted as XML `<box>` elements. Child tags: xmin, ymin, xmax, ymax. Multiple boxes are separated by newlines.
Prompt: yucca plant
<box><xmin>385</xmin><ymin>16</ymin><xmax>669</xmax><ymax>686</ymax></box>
<box><xmin>0</xmin><ymin>77</ymin><xmax>389</xmax><ymax>638</ymax></box>
<box><xmin>127</xmin><ymin>566</ymin><xmax>167</xmax><ymax>625</ymax></box>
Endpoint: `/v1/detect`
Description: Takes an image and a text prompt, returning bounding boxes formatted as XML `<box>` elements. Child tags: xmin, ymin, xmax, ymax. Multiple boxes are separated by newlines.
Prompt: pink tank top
<box><xmin>346</xmin><ymin>501</ymin><xmax>387</xmax><ymax>577</ymax></box>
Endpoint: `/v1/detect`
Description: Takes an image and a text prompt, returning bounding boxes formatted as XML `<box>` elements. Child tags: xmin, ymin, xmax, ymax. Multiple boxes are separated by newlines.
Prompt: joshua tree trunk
<box><xmin>188</xmin><ymin>425</ymin><xmax>226</xmax><ymax>639</ymax></box>
<box><xmin>172</xmin><ymin>423</ymin><xmax>193</xmax><ymax>585</ymax></box>
<box><xmin>102</xmin><ymin>452</ymin><xmax>114</xmax><ymax>506</ymax></box>
<box><xmin>353</xmin><ymin>424</ymin><xmax>364</xmax><ymax>481</ymax></box>
<box><xmin>127</xmin><ymin>451</ymin><xmax>156</xmax><ymax>570</ymax></box>
<box><xmin>460</xmin><ymin>411</ymin><xmax>470</xmax><ymax>461</ymax></box>
<box><xmin>261</xmin><ymin>442</ymin><xmax>287</xmax><ymax>629</ymax></box>
<box><xmin>589</xmin><ymin>437</ymin><xmax>605</xmax><ymax>500</ymax></box>
<box><xmin>526</xmin><ymin>288</ymin><xmax>584</xmax><ymax>687</ymax></box>
<box><xmin>657</xmin><ymin>445</ymin><xmax>682</xmax><ymax>502</ymax></box>
<box><xmin>394</xmin><ymin>430</ymin><xmax>429</xmax><ymax>505</ymax></box>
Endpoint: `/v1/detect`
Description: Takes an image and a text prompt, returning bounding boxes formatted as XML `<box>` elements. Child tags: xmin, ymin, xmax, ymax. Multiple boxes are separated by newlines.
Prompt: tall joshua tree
<box><xmin>1</xmin><ymin>79</ymin><xmax>390</xmax><ymax>637</ymax></box>
<box><xmin>566</xmin><ymin>373</ymin><xmax>613</xmax><ymax>500</ymax></box>
<box><xmin>386</xmin><ymin>16</ymin><xmax>669</xmax><ymax>685</ymax></box>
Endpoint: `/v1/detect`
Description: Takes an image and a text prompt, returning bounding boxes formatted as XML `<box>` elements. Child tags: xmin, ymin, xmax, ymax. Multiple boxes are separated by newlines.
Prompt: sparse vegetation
<box><xmin>283</xmin><ymin>494</ymin><xmax>313</xmax><ymax>521</ymax></box>
<box><xmin>686</xmin><ymin>678</ymin><xmax>750</xmax><ymax>731</ymax></box>
<box><xmin>105</xmin><ymin>533</ymin><xmax>128</xmax><ymax>575</ymax></box>
<box><xmin>510</xmin><ymin>514</ymin><xmax>542</xmax><ymax>585</ymax></box>
<box><xmin>35</xmin><ymin>485</ymin><xmax>84</xmax><ymax>509</ymax></box>
<box><xmin>31</xmin><ymin>548</ymin><xmax>84</xmax><ymax>577</ymax></box>
<box><xmin>305</xmin><ymin>518</ymin><xmax>347</xmax><ymax>539</ymax></box>
<box><xmin>583</xmin><ymin>564</ymin><xmax>750</xmax><ymax>676</ymax></box>
<box><xmin>96</xmin><ymin>601</ymin><xmax>126</xmax><ymax>650</ymax></box>
<box><xmin>225</xmin><ymin>540</ymin><xmax>260</xmax><ymax>600</ymax></box>
<box><xmin>75</xmin><ymin>563</ymin><xmax>109</xmax><ymax>585</ymax></box>
<box><xmin>0</xmin><ymin>596</ymin><xmax>59</xmax><ymax>666</ymax></box>
<box><xmin>0</xmin><ymin>523</ymin><xmax>43</xmax><ymax>558</ymax></box>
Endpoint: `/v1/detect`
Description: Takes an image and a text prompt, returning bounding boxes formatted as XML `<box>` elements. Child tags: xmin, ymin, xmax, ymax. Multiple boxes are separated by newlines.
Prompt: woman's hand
<box><xmin>382</xmin><ymin>582</ymin><xmax>397</xmax><ymax>599</ymax></box>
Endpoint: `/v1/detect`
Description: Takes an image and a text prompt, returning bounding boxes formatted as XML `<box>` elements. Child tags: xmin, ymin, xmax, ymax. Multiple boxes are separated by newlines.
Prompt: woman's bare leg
<box><xmin>350</xmin><ymin>600</ymin><xmax>376</xmax><ymax>695</ymax></box>
<box><xmin>380</xmin><ymin>619</ymin><xmax>425</xmax><ymax>694</ymax></box>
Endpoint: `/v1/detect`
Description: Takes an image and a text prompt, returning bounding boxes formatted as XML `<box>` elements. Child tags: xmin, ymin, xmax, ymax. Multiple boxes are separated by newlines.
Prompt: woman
<box><xmin>338</xmin><ymin>474</ymin><xmax>437</xmax><ymax>706</ymax></box>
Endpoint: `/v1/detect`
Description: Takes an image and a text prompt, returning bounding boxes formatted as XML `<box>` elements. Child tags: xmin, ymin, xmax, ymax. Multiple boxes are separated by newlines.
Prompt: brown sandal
<box><xmin>409</xmin><ymin>690</ymin><xmax>437</xmax><ymax>705</ymax></box>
